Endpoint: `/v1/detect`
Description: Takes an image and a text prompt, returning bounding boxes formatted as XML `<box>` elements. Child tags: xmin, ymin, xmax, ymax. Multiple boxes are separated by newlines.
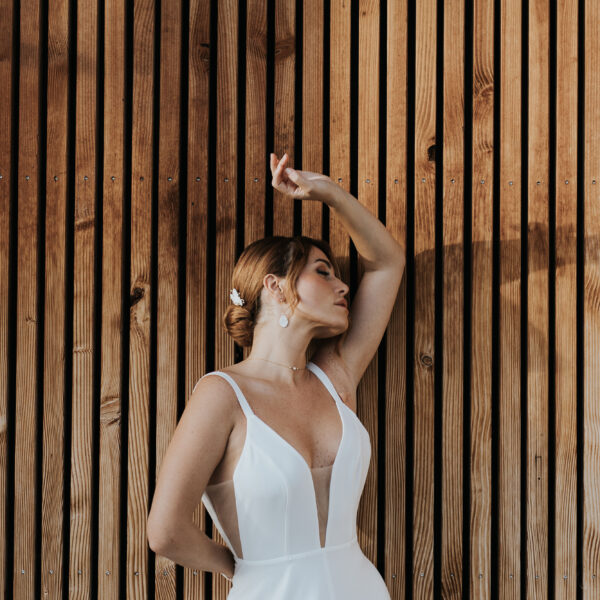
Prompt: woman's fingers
<box><xmin>271</xmin><ymin>152</ymin><xmax>289</xmax><ymax>187</ymax></box>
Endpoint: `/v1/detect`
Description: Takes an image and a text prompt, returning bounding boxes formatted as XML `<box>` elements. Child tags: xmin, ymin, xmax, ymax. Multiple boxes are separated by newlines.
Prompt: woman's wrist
<box><xmin>322</xmin><ymin>184</ymin><xmax>353</xmax><ymax>208</ymax></box>
<box><xmin>217</xmin><ymin>544</ymin><xmax>235</xmax><ymax>580</ymax></box>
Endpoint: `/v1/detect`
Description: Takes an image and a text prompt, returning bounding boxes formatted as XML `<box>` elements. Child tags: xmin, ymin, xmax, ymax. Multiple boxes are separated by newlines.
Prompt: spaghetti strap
<box><xmin>193</xmin><ymin>371</ymin><xmax>255</xmax><ymax>419</ymax></box>
<box><xmin>306</xmin><ymin>361</ymin><xmax>342</xmax><ymax>403</ymax></box>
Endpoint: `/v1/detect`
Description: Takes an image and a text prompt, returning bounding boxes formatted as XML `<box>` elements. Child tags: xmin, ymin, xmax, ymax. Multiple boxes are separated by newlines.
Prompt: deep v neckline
<box><xmin>244</xmin><ymin>361</ymin><xmax>345</xmax><ymax>475</ymax></box>
<box><xmin>241</xmin><ymin>361</ymin><xmax>346</xmax><ymax>548</ymax></box>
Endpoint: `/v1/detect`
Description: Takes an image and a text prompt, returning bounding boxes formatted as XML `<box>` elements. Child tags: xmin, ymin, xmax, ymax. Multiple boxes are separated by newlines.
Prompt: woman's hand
<box><xmin>270</xmin><ymin>152</ymin><xmax>339</xmax><ymax>202</ymax></box>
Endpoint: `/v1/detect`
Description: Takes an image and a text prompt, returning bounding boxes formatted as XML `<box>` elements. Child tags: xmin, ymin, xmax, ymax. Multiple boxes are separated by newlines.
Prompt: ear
<box><xmin>263</xmin><ymin>274</ymin><xmax>286</xmax><ymax>302</ymax></box>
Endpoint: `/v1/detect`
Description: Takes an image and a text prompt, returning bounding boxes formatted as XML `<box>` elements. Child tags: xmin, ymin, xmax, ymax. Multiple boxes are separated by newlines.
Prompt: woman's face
<box><xmin>290</xmin><ymin>246</ymin><xmax>350</xmax><ymax>337</ymax></box>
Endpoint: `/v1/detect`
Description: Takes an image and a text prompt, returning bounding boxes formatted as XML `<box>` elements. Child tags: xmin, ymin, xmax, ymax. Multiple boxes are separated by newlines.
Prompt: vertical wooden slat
<box><xmin>301</xmin><ymin>0</ymin><xmax>323</xmax><ymax>240</ymax></box>
<box><xmin>41</xmin><ymin>0</ymin><xmax>69</xmax><ymax>594</ymax></box>
<box><xmin>213</xmin><ymin>4</ymin><xmax>238</xmax><ymax>592</ymax></box>
<box><xmin>527</xmin><ymin>0</ymin><xmax>550</xmax><ymax>595</ymax></box>
<box><xmin>98</xmin><ymin>0</ymin><xmax>125</xmax><ymax>595</ymax></box>
<box><xmin>215</xmin><ymin>0</ymin><xmax>238</xmax><ymax>374</ymax></box>
<box><xmin>470</xmin><ymin>0</ymin><xmax>494</xmax><ymax>598</ymax></box>
<box><xmin>356</xmin><ymin>0</ymin><xmax>380</xmax><ymax>568</ymax></box>
<box><xmin>186</xmin><ymin>0</ymin><xmax>210</xmax><ymax>595</ymax></box>
<box><xmin>155</xmin><ymin>0</ymin><xmax>183</xmax><ymax>595</ymax></box>
<box><xmin>155</xmin><ymin>0</ymin><xmax>182</xmax><ymax>595</ymax></box>
<box><xmin>554</xmin><ymin>0</ymin><xmax>578</xmax><ymax>596</ymax></box>
<box><xmin>70</xmin><ymin>0</ymin><xmax>98</xmax><ymax>593</ymax></box>
<box><xmin>329</xmin><ymin>0</ymin><xmax>352</xmax><ymax>283</ymax></box>
<box><xmin>583</xmin><ymin>0</ymin><xmax>600</xmax><ymax>595</ymax></box>
<box><xmin>385</xmin><ymin>0</ymin><xmax>408</xmax><ymax>594</ymax></box>
<box><xmin>244</xmin><ymin>0</ymin><xmax>267</xmax><ymax>249</ymax></box>
<box><xmin>498</xmin><ymin>0</ymin><xmax>522</xmax><ymax>596</ymax></box>
<box><xmin>413</xmin><ymin>0</ymin><xmax>436</xmax><ymax>596</ymax></box>
<box><xmin>442</xmin><ymin>0</ymin><xmax>465</xmax><ymax>597</ymax></box>
<box><xmin>14</xmin><ymin>0</ymin><xmax>40</xmax><ymax>595</ymax></box>
<box><xmin>127</xmin><ymin>0</ymin><xmax>154</xmax><ymax>597</ymax></box>
<box><xmin>0</xmin><ymin>0</ymin><xmax>13</xmax><ymax>589</ymax></box>
<box><xmin>272</xmin><ymin>0</ymin><xmax>295</xmax><ymax>235</ymax></box>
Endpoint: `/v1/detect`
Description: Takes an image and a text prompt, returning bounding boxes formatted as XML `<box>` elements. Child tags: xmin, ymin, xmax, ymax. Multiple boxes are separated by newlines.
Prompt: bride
<box><xmin>147</xmin><ymin>152</ymin><xmax>405</xmax><ymax>598</ymax></box>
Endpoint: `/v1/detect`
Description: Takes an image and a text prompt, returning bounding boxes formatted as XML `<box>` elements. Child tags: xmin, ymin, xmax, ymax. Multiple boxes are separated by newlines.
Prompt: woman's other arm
<box><xmin>147</xmin><ymin>376</ymin><xmax>238</xmax><ymax>580</ymax></box>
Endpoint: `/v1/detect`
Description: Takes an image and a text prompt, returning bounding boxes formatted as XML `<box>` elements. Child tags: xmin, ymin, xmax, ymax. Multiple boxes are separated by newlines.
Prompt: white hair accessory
<box><xmin>229</xmin><ymin>288</ymin><xmax>245</xmax><ymax>306</ymax></box>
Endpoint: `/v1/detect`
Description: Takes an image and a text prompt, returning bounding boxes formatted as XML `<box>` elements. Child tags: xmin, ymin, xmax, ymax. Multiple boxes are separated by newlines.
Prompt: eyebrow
<box><xmin>314</xmin><ymin>258</ymin><xmax>333</xmax><ymax>269</ymax></box>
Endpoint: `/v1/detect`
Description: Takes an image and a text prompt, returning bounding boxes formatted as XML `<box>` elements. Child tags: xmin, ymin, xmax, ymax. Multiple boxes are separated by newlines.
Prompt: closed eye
<box><xmin>317</xmin><ymin>270</ymin><xmax>329</xmax><ymax>276</ymax></box>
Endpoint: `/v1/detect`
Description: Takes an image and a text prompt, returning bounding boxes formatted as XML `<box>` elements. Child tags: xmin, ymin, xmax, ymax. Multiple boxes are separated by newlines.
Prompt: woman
<box><xmin>147</xmin><ymin>152</ymin><xmax>405</xmax><ymax>598</ymax></box>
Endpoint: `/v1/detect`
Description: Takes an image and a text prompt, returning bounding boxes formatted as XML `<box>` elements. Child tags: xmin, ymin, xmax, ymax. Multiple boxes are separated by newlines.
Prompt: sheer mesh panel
<box><xmin>205</xmin><ymin>464</ymin><xmax>334</xmax><ymax>558</ymax></box>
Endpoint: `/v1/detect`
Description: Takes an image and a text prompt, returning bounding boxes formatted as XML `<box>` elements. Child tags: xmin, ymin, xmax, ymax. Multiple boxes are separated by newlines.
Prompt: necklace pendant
<box><xmin>291</xmin><ymin>366</ymin><xmax>298</xmax><ymax>370</ymax></box>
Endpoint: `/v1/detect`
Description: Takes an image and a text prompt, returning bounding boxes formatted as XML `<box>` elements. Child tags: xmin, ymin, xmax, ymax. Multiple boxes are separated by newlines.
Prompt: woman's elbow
<box><xmin>147</xmin><ymin>513</ymin><xmax>175</xmax><ymax>554</ymax></box>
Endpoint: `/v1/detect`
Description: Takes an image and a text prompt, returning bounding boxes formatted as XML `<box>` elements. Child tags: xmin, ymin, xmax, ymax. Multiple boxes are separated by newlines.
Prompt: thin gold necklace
<box><xmin>246</xmin><ymin>357</ymin><xmax>307</xmax><ymax>371</ymax></box>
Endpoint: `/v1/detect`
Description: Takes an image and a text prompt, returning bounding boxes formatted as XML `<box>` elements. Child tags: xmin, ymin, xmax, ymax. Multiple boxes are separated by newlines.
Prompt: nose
<box><xmin>338</xmin><ymin>280</ymin><xmax>349</xmax><ymax>296</ymax></box>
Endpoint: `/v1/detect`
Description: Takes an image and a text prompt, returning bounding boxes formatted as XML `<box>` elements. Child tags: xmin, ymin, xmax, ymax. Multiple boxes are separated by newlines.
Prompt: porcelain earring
<box><xmin>277</xmin><ymin>291</ymin><xmax>288</xmax><ymax>327</ymax></box>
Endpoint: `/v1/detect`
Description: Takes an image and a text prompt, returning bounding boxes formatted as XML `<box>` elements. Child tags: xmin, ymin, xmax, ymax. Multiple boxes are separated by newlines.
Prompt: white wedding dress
<box><xmin>198</xmin><ymin>361</ymin><xmax>391</xmax><ymax>599</ymax></box>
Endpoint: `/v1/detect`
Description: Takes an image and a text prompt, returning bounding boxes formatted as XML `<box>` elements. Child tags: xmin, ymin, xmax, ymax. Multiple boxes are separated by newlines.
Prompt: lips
<box><xmin>335</xmin><ymin>301</ymin><xmax>348</xmax><ymax>309</ymax></box>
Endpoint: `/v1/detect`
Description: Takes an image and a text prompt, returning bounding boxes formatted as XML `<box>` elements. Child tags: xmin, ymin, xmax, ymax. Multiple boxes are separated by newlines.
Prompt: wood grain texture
<box><xmin>413</xmin><ymin>0</ymin><xmax>436</xmax><ymax>596</ymax></box>
<box><xmin>244</xmin><ymin>0</ymin><xmax>268</xmax><ymax>250</ymax></box>
<box><xmin>385</xmin><ymin>0</ymin><xmax>407</xmax><ymax>594</ymax></box>
<box><xmin>155</xmin><ymin>0</ymin><xmax>182</xmax><ymax>595</ymax></box>
<box><xmin>329</xmin><ymin>0</ymin><xmax>352</xmax><ymax>286</ymax></box>
<box><xmin>0</xmin><ymin>0</ymin><xmax>12</xmax><ymax>593</ymax></box>
<box><xmin>98</xmin><ymin>0</ymin><xmax>125</xmax><ymax>596</ymax></box>
<box><xmin>499</xmin><ymin>0</ymin><xmax>522</xmax><ymax>597</ymax></box>
<box><xmin>14</xmin><ymin>0</ymin><xmax>40</xmax><ymax>596</ymax></box>
<box><xmin>70</xmin><ymin>0</ymin><xmax>98</xmax><ymax>595</ymax></box>
<box><xmin>470</xmin><ymin>0</ymin><xmax>494</xmax><ymax>598</ymax></box>
<box><xmin>301</xmin><ymin>0</ymin><xmax>324</xmax><ymax>240</ymax></box>
<box><xmin>186</xmin><ymin>0</ymin><xmax>212</xmax><ymax>597</ymax></box>
<box><xmin>41</xmin><ymin>0</ymin><xmax>69</xmax><ymax>596</ymax></box>
<box><xmin>527</xmin><ymin>2</ymin><xmax>550</xmax><ymax>596</ymax></box>
<box><xmin>272</xmin><ymin>0</ymin><xmax>295</xmax><ymax>236</ymax></box>
<box><xmin>584</xmin><ymin>0</ymin><xmax>600</xmax><ymax>595</ymax></box>
<box><xmin>554</xmin><ymin>1</ymin><xmax>578</xmax><ymax>597</ymax></box>
<box><xmin>128</xmin><ymin>0</ymin><xmax>154</xmax><ymax>597</ymax></box>
<box><xmin>442</xmin><ymin>0</ymin><xmax>465</xmax><ymax>597</ymax></box>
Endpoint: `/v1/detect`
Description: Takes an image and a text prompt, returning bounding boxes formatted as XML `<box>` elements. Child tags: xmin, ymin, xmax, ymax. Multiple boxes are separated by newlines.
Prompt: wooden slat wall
<box><xmin>442</xmin><ymin>0</ymin><xmax>465</xmax><ymax>596</ymax></box>
<box><xmin>412</xmin><ymin>0</ymin><xmax>437</xmax><ymax>597</ymax></box>
<box><xmin>42</xmin><ymin>0</ymin><xmax>69</xmax><ymax>597</ymax></box>
<box><xmin>584</xmin><ymin>0</ymin><xmax>600</xmax><ymax>596</ymax></box>
<box><xmin>470</xmin><ymin>0</ymin><xmax>493</xmax><ymax>598</ymax></box>
<box><xmin>14</xmin><ymin>0</ymin><xmax>41</xmax><ymax>598</ymax></box>
<box><xmin>1</xmin><ymin>1</ymin><xmax>599</xmax><ymax>599</ymax></box>
<box><xmin>498</xmin><ymin>0</ymin><xmax>522</xmax><ymax>597</ymax></box>
<box><xmin>0</xmin><ymin>0</ymin><xmax>11</xmax><ymax>592</ymax></box>
<box><xmin>555</xmin><ymin>1</ymin><xmax>578</xmax><ymax>598</ymax></box>
<box><xmin>70</xmin><ymin>0</ymin><xmax>97</xmax><ymax>595</ymax></box>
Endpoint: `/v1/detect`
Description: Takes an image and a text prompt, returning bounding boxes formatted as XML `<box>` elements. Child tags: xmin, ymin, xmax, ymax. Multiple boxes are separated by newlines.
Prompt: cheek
<box><xmin>295</xmin><ymin>277</ymin><xmax>329</xmax><ymax>305</ymax></box>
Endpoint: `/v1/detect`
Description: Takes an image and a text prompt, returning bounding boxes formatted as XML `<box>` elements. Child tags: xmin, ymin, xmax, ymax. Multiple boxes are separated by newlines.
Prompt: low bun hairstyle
<box><xmin>223</xmin><ymin>236</ymin><xmax>342</xmax><ymax>348</ymax></box>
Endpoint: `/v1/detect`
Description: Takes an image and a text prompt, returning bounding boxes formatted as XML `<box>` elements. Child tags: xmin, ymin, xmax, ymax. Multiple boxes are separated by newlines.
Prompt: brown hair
<box><xmin>223</xmin><ymin>235</ymin><xmax>346</xmax><ymax>349</ymax></box>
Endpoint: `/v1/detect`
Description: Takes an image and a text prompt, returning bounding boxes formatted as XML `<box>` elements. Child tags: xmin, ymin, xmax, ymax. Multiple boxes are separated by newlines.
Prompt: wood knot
<box><xmin>130</xmin><ymin>286</ymin><xmax>145</xmax><ymax>306</ymax></box>
<box><xmin>274</xmin><ymin>36</ymin><xmax>295</xmax><ymax>60</ymax></box>
<box><xmin>419</xmin><ymin>353</ymin><xmax>433</xmax><ymax>368</ymax></box>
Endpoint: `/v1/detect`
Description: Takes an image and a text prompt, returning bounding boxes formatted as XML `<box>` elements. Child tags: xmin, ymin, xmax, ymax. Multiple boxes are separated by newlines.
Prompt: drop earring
<box><xmin>277</xmin><ymin>290</ymin><xmax>288</xmax><ymax>327</ymax></box>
